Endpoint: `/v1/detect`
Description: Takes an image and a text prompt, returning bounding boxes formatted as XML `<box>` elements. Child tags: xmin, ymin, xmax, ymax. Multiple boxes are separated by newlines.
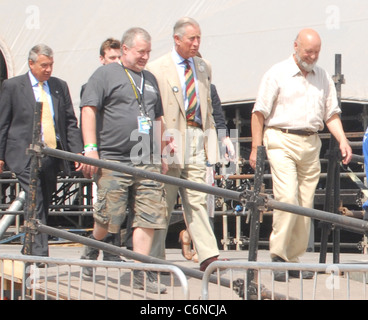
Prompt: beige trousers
<box><xmin>264</xmin><ymin>128</ymin><xmax>321</xmax><ymax>262</ymax></box>
<box><xmin>150</xmin><ymin>127</ymin><xmax>219</xmax><ymax>263</ymax></box>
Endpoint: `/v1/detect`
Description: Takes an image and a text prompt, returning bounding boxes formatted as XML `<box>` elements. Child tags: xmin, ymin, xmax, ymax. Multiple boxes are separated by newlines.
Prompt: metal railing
<box><xmin>0</xmin><ymin>254</ymin><xmax>189</xmax><ymax>300</ymax></box>
<box><xmin>22</xmin><ymin>145</ymin><xmax>368</xmax><ymax>297</ymax></box>
<box><xmin>7</xmin><ymin>99</ymin><xmax>368</xmax><ymax>301</ymax></box>
<box><xmin>202</xmin><ymin>260</ymin><xmax>368</xmax><ymax>300</ymax></box>
<box><xmin>38</xmin><ymin>146</ymin><xmax>368</xmax><ymax>235</ymax></box>
<box><xmin>4</xmin><ymin>252</ymin><xmax>368</xmax><ymax>301</ymax></box>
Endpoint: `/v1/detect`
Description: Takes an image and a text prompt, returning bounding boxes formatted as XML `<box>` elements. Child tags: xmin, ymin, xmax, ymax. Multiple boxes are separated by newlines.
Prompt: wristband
<box><xmin>84</xmin><ymin>147</ymin><xmax>98</xmax><ymax>152</ymax></box>
<box><xmin>84</xmin><ymin>143</ymin><xmax>98</xmax><ymax>149</ymax></box>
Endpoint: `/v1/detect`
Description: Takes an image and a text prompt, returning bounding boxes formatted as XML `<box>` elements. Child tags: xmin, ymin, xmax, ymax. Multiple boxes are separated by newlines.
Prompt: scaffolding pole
<box><xmin>319</xmin><ymin>53</ymin><xmax>346</xmax><ymax>264</ymax></box>
<box><xmin>35</xmin><ymin>146</ymin><xmax>368</xmax><ymax>235</ymax></box>
<box><xmin>22</xmin><ymin>102</ymin><xmax>43</xmax><ymax>256</ymax></box>
<box><xmin>39</xmin><ymin>146</ymin><xmax>243</xmax><ymax>202</ymax></box>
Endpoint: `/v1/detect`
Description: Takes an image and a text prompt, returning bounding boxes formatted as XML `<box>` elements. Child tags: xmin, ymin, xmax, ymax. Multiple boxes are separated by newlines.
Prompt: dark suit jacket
<box><xmin>0</xmin><ymin>73</ymin><xmax>83</xmax><ymax>175</ymax></box>
<box><xmin>210</xmin><ymin>84</ymin><xmax>228</xmax><ymax>136</ymax></box>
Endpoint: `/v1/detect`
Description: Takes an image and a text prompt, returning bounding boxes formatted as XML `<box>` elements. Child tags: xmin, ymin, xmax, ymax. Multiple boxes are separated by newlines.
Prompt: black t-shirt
<box><xmin>81</xmin><ymin>62</ymin><xmax>163</xmax><ymax>163</ymax></box>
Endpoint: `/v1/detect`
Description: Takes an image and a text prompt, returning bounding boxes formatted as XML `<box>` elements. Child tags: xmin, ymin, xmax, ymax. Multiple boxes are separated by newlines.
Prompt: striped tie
<box><xmin>184</xmin><ymin>59</ymin><xmax>197</xmax><ymax>121</ymax></box>
<box><xmin>39</xmin><ymin>82</ymin><xmax>57</xmax><ymax>149</ymax></box>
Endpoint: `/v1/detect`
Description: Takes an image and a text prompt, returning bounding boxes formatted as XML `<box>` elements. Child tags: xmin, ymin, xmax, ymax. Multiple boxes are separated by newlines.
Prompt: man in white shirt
<box><xmin>250</xmin><ymin>28</ymin><xmax>352</xmax><ymax>281</ymax></box>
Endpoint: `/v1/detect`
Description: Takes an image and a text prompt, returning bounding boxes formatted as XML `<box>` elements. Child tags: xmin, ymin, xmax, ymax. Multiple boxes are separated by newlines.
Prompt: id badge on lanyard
<box><xmin>124</xmin><ymin>67</ymin><xmax>152</xmax><ymax>135</ymax></box>
<box><xmin>138</xmin><ymin>116</ymin><xmax>151</xmax><ymax>135</ymax></box>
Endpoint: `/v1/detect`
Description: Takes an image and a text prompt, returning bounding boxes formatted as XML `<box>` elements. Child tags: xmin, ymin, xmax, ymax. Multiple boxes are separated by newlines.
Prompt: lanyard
<box><xmin>124</xmin><ymin>67</ymin><xmax>144</xmax><ymax>108</ymax></box>
<box><xmin>123</xmin><ymin>67</ymin><xmax>152</xmax><ymax>128</ymax></box>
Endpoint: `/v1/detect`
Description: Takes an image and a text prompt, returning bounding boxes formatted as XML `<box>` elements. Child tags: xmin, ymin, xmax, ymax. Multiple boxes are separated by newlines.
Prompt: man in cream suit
<box><xmin>147</xmin><ymin>17</ymin><xmax>225</xmax><ymax>271</ymax></box>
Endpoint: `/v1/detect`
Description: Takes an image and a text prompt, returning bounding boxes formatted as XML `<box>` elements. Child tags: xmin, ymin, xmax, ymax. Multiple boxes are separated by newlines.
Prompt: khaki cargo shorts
<box><xmin>93</xmin><ymin>162</ymin><xmax>167</xmax><ymax>234</ymax></box>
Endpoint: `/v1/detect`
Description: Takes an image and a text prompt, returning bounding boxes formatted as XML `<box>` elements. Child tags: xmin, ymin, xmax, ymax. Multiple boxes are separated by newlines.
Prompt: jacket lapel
<box><xmin>193</xmin><ymin>57</ymin><xmax>210</xmax><ymax>129</ymax></box>
<box><xmin>48</xmin><ymin>78</ymin><xmax>59</xmax><ymax>125</ymax></box>
<box><xmin>164</xmin><ymin>53</ymin><xmax>186</xmax><ymax>117</ymax></box>
<box><xmin>20</xmin><ymin>74</ymin><xmax>36</xmax><ymax>110</ymax></box>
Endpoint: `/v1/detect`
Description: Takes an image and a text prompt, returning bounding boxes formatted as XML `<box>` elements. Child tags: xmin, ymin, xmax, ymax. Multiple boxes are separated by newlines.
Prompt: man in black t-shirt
<box><xmin>80</xmin><ymin>38</ymin><xmax>123</xmax><ymax>264</ymax></box>
<box><xmin>80</xmin><ymin>28</ymin><xmax>168</xmax><ymax>294</ymax></box>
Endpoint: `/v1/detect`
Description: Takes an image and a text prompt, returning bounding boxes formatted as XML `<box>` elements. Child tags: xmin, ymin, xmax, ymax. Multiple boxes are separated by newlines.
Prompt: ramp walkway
<box><xmin>2</xmin><ymin>244</ymin><xmax>368</xmax><ymax>301</ymax></box>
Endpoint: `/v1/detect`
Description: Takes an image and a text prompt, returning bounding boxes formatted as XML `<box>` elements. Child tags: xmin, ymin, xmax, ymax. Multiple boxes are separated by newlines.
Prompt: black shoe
<box><xmin>103</xmin><ymin>252</ymin><xmax>124</xmax><ymax>262</ymax></box>
<box><xmin>273</xmin><ymin>270</ymin><xmax>287</xmax><ymax>282</ymax></box>
<box><xmin>289</xmin><ymin>270</ymin><xmax>314</xmax><ymax>279</ymax></box>
<box><xmin>80</xmin><ymin>235</ymin><xmax>100</xmax><ymax>277</ymax></box>
<box><xmin>271</xmin><ymin>256</ymin><xmax>286</xmax><ymax>263</ymax></box>
<box><xmin>271</xmin><ymin>256</ymin><xmax>287</xmax><ymax>282</ymax></box>
<box><xmin>272</xmin><ymin>256</ymin><xmax>314</xmax><ymax>280</ymax></box>
<box><xmin>132</xmin><ymin>270</ymin><xmax>167</xmax><ymax>294</ymax></box>
<box><xmin>80</xmin><ymin>235</ymin><xmax>100</xmax><ymax>260</ymax></box>
<box><xmin>102</xmin><ymin>232</ymin><xmax>124</xmax><ymax>262</ymax></box>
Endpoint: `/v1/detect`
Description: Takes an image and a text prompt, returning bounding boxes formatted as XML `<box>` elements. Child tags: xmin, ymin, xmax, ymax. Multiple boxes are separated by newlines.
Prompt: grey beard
<box><xmin>295</xmin><ymin>53</ymin><xmax>316</xmax><ymax>72</ymax></box>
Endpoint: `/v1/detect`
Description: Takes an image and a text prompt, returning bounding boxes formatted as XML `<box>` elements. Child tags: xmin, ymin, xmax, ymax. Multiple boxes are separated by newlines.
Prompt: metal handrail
<box><xmin>202</xmin><ymin>260</ymin><xmax>368</xmax><ymax>300</ymax></box>
<box><xmin>37</xmin><ymin>146</ymin><xmax>368</xmax><ymax>235</ymax></box>
<box><xmin>0</xmin><ymin>254</ymin><xmax>189</xmax><ymax>300</ymax></box>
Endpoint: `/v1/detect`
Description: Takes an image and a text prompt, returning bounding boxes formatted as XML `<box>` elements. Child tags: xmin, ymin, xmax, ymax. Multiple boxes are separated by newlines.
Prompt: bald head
<box><xmin>295</xmin><ymin>29</ymin><xmax>321</xmax><ymax>48</ymax></box>
<box><xmin>294</xmin><ymin>28</ymin><xmax>321</xmax><ymax>74</ymax></box>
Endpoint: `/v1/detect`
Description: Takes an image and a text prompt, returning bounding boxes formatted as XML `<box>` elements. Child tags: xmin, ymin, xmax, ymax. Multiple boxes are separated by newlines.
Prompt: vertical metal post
<box><xmin>222</xmin><ymin>215</ymin><xmax>228</xmax><ymax>250</ymax></box>
<box><xmin>236</xmin><ymin>215</ymin><xmax>241</xmax><ymax>250</ymax></box>
<box><xmin>235</xmin><ymin>108</ymin><xmax>241</xmax><ymax>250</ymax></box>
<box><xmin>246</xmin><ymin>145</ymin><xmax>265</xmax><ymax>299</ymax></box>
<box><xmin>332</xmin><ymin>54</ymin><xmax>345</xmax><ymax>263</ymax></box>
<box><xmin>319</xmin><ymin>54</ymin><xmax>344</xmax><ymax>264</ymax></box>
<box><xmin>22</xmin><ymin>102</ymin><xmax>43</xmax><ymax>255</ymax></box>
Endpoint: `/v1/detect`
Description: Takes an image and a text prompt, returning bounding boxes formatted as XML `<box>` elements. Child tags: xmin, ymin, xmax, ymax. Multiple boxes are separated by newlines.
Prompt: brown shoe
<box><xmin>200</xmin><ymin>256</ymin><xmax>218</xmax><ymax>271</ymax></box>
<box><xmin>199</xmin><ymin>256</ymin><xmax>230</xmax><ymax>272</ymax></box>
<box><xmin>179</xmin><ymin>230</ymin><xmax>193</xmax><ymax>260</ymax></box>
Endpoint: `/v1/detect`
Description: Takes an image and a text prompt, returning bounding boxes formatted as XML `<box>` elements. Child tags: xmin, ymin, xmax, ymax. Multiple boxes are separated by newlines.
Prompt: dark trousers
<box><xmin>18</xmin><ymin>156</ymin><xmax>61</xmax><ymax>256</ymax></box>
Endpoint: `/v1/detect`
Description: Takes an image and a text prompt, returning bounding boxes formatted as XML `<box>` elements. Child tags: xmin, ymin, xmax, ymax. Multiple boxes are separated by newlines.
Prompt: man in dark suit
<box><xmin>0</xmin><ymin>44</ymin><xmax>84</xmax><ymax>257</ymax></box>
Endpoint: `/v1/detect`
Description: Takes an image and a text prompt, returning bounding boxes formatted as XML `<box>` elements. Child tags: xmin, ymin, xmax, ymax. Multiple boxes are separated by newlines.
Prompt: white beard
<box><xmin>295</xmin><ymin>52</ymin><xmax>317</xmax><ymax>73</ymax></box>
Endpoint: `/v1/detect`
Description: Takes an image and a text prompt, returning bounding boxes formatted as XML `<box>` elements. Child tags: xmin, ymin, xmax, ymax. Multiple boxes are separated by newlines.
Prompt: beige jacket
<box><xmin>147</xmin><ymin>52</ymin><xmax>219</xmax><ymax>166</ymax></box>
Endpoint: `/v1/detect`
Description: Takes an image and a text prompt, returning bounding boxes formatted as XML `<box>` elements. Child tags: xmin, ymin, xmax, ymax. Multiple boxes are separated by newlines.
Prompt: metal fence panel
<box><xmin>0</xmin><ymin>254</ymin><xmax>189</xmax><ymax>300</ymax></box>
<box><xmin>202</xmin><ymin>260</ymin><xmax>368</xmax><ymax>300</ymax></box>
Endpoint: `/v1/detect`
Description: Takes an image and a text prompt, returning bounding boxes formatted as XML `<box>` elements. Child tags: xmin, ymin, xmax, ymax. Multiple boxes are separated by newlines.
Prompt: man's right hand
<box><xmin>0</xmin><ymin>160</ymin><xmax>4</xmax><ymax>174</ymax></box>
<box><xmin>249</xmin><ymin>148</ymin><xmax>258</xmax><ymax>170</ymax></box>
<box><xmin>82</xmin><ymin>151</ymin><xmax>100</xmax><ymax>179</ymax></box>
<box><xmin>249</xmin><ymin>112</ymin><xmax>265</xmax><ymax>170</ymax></box>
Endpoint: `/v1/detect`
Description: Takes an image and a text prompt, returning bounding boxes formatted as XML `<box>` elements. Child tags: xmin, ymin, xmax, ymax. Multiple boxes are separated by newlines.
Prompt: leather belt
<box><xmin>187</xmin><ymin>120</ymin><xmax>202</xmax><ymax>129</ymax></box>
<box><xmin>279</xmin><ymin>128</ymin><xmax>316</xmax><ymax>136</ymax></box>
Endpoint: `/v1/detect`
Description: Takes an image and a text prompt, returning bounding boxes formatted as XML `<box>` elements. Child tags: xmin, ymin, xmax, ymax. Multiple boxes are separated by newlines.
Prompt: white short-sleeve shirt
<box><xmin>253</xmin><ymin>55</ymin><xmax>340</xmax><ymax>132</ymax></box>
